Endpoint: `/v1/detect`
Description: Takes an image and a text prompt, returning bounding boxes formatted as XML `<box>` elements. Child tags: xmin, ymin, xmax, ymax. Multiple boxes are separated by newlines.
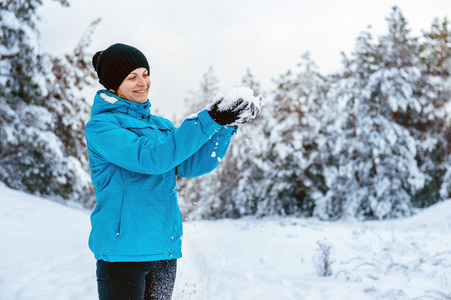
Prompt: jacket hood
<box><xmin>91</xmin><ymin>89</ymin><xmax>152</xmax><ymax>120</ymax></box>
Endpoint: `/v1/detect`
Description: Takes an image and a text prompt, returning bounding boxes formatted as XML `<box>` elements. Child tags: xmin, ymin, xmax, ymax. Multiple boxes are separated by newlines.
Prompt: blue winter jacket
<box><xmin>85</xmin><ymin>90</ymin><xmax>235</xmax><ymax>262</ymax></box>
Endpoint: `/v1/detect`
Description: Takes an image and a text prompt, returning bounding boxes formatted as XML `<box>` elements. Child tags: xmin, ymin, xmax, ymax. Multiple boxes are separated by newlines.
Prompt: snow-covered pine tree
<box><xmin>262</xmin><ymin>53</ymin><xmax>329</xmax><ymax>216</ymax></box>
<box><xmin>0</xmin><ymin>1</ymin><xmax>97</xmax><ymax>206</ymax></box>
<box><xmin>415</xmin><ymin>17</ymin><xmax>451</xmax><ymax>204</ymax></box>
<box><xmin>315</xmin><ymin>6</ymin><xmax>426</xmax><ymax>219</ymax></box>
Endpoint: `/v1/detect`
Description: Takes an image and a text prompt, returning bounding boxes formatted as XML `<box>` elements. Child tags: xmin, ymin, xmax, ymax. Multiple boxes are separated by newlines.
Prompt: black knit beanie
<box><xmin>92</xmin><ymin>43</ymin><xmax>150</xmax><ymax>92</ymax></box>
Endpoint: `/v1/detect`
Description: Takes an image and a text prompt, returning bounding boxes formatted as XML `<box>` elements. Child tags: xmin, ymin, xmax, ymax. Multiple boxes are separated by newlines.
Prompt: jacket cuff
<box><xmin>198</xmin><ymin>109</ymin><xmax>238</xmax><ymax>136</ymax></box>
<box><xmin>197</xmin><ymin>109</ymin><xmax>222</xmax><ymax>132</ymax></box>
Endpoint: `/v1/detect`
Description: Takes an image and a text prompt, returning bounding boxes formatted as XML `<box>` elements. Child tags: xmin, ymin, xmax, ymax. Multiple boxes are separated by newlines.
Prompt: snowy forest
<box><xmin>1</xmin><ymin>1</ymin><xmax>451</xmax><ymax>221</ymax></box>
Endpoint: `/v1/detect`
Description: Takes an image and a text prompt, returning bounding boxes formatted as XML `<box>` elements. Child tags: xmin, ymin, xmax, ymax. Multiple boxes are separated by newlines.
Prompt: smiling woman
<box><xmin>85</xmin><ymin>43</ymin><xmax>262</xmax><ymax>300</ymax></box>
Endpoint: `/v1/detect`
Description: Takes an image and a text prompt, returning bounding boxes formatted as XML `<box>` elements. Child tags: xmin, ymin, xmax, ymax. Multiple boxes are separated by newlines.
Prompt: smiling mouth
<box><xmin>134</xmin><ymin>89</ymin><xmax>147</xmax><ymax>94</ymax></box>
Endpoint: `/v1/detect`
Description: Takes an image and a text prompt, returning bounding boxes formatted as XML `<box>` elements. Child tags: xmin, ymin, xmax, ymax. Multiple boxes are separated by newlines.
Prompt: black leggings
<box><xmin>96</xmin><ymin>259</ymin><xmax>177</xmax><ymax>300</ymax></box>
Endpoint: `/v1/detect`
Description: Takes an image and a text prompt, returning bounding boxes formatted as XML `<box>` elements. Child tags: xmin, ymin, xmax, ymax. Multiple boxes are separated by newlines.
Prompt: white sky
<box><xmin>37</xmin><ymin>0</ymin><xmax>451</xmax><ymax>119</ymax></box>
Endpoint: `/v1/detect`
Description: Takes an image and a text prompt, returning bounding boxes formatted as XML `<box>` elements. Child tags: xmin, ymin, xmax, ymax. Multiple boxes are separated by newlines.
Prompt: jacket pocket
<box><xmin>116</xmin><ymin>193</ymin><xmax>125</xmax><ymax>235</ymax></box>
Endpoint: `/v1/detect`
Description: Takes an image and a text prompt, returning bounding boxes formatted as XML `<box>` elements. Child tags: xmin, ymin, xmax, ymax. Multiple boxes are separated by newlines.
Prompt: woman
<box><xmin>85</xmin><ymin>43</ymin><xmax>261</xmax><ymax>300</ymax></box>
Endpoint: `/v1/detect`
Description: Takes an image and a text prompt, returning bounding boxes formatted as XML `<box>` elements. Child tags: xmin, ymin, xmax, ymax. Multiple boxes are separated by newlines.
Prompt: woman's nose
<box><xmin>137</xmin><ymin>76</ymin><xmax>146</xmax><ymax>86</ymax></box>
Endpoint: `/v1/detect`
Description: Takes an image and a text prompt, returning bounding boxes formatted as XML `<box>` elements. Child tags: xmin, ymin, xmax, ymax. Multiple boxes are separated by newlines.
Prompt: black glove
<box><xmin>207</xmin><ymin>98</ymin><xmax>248</xmax><ymax>126</ymax></box>
<box><xmin>238</xmin><ymin>96</ymin><xmax>262</xmax><ymax>123</ymax></box>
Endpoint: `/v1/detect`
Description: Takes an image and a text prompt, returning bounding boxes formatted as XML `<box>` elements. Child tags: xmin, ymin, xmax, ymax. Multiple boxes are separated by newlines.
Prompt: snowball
<box><xmin>216</xmin><ymin>87</ymin><xmax>262</xmax><ymax>111</ymax></box>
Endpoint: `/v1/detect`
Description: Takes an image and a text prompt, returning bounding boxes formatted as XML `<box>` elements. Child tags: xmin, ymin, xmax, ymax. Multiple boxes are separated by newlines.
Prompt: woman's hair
<box><xmin>110</xmin><ymin>89</ymin><xmax>126</xmax><ymax>99</ymax></box>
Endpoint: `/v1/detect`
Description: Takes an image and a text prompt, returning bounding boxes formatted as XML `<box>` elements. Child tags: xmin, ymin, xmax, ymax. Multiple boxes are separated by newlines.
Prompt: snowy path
<box><xmin>1</xmin><ymin>186</ymin><xmax>450</xmax><ymax>299</ymax></box>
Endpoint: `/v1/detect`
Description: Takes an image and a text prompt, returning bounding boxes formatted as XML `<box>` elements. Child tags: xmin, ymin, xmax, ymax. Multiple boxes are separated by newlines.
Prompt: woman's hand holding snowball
<box><xmin>207</xmin><ymin>87</ymin><xmax>263</xmax><ymax>126</ymax></box>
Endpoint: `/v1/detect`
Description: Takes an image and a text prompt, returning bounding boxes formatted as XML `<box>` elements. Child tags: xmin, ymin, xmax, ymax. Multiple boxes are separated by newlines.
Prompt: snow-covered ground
<box><xmin>1</xmin><ymin>184</ymin><xmax>450</xmax><ymax>300</ymax></box>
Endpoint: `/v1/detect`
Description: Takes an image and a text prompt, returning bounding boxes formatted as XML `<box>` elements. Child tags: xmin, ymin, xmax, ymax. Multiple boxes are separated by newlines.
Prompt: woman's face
<box><xmin>117</xmin><ymin>67</ymin><xmax>151</xmax><ymax>103</ymax></box>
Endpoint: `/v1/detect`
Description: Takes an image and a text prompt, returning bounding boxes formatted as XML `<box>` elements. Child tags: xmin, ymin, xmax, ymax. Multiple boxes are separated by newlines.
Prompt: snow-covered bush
<box><xmin>313</xmin><ymin>241</ymin><xmax>334</xmax><ymax>277</ymax></box>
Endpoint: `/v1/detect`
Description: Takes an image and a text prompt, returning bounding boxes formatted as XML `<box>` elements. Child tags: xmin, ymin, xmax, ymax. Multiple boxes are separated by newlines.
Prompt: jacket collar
<box><xmin>91</xmin><ymin>90</ymin><xmax>151</xmax><ymax>120</ymax></box>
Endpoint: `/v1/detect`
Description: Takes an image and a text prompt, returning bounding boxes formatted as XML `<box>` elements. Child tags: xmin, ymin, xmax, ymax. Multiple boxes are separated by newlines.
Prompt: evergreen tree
<box><xmin>415</xmin><ymin>17</ymin><xmax>451</xmax><ymax>205</ymax></box>
<box><xmin>0</xmin><ymin>1</ymin><xmax>98</xmax><ymax>206</ymax></box>
<box><xmin>315</xmin><ymin>7</ymin><xmax>426</xmax><ymax>219</ymax></box>
<box><xmin>263</xmin><ymin>53</ymin><xmax>329</xmax><ymax>216</ymax></box>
